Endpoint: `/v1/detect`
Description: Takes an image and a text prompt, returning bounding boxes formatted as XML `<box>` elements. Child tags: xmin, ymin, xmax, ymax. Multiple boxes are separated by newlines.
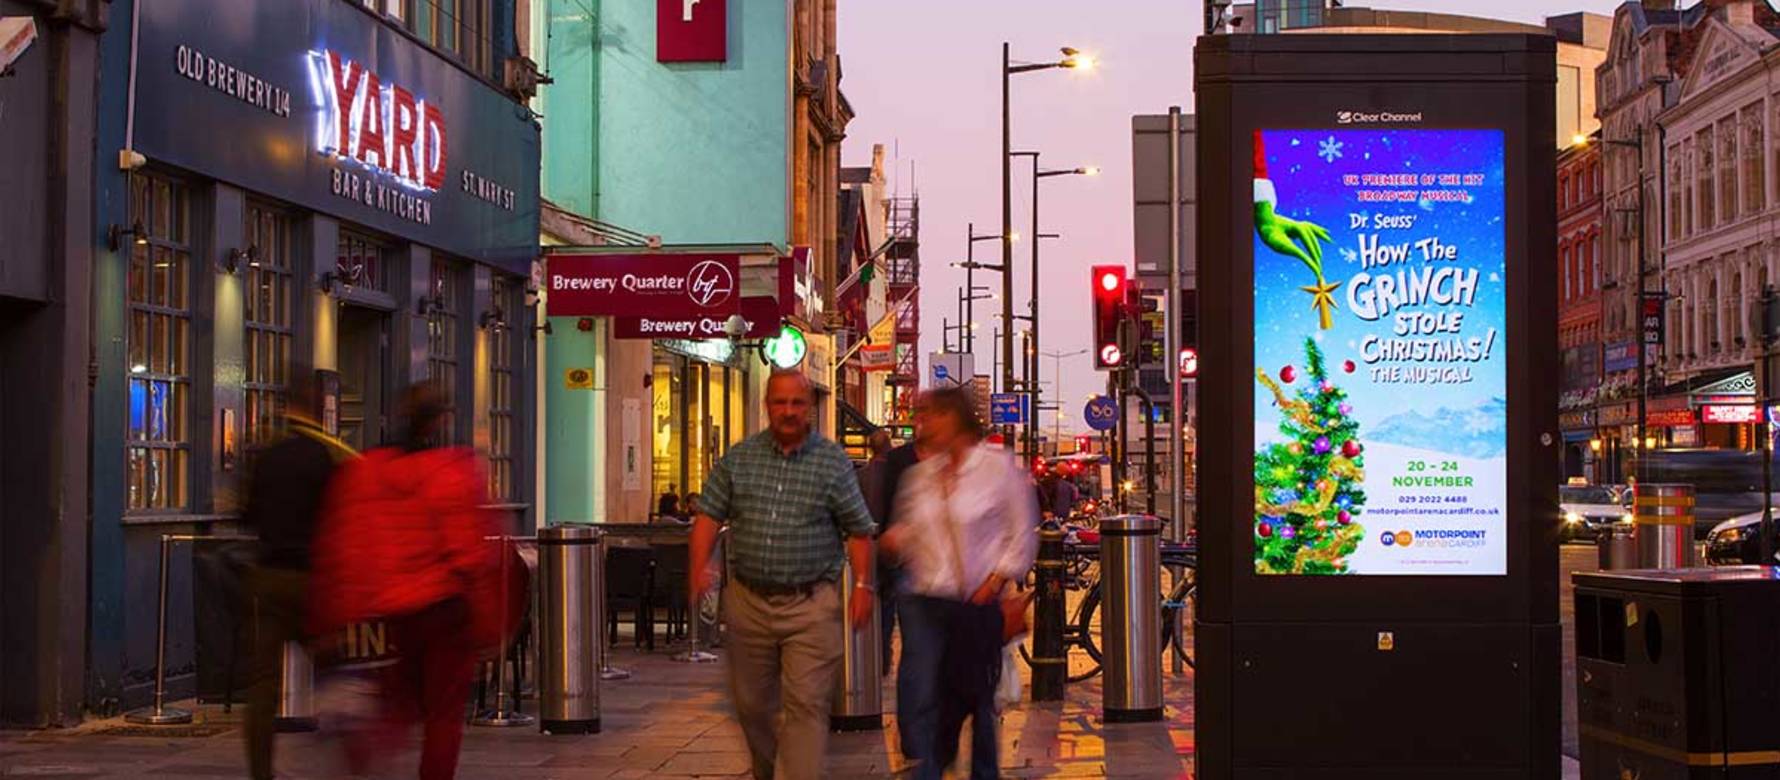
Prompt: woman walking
<box><xmin>883</xmin><ymin>387</ymin><xmax>1038</xmax><ymax>779</ymax></box>
<box><xmin>310</xmin><ymin>384</ymin><xmax>502</xmax><ymax>779</ymax></box>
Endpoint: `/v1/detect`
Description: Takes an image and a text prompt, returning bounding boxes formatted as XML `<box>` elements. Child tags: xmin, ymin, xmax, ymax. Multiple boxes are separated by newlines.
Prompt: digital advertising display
<box><xmin>1251</xmin><ymin>128</ymin><xmax>1507</xmax><ymax>576</ymax></box>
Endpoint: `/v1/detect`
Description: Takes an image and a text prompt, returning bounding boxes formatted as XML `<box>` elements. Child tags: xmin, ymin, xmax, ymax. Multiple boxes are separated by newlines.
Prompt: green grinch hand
<box><xmin>1254</xmin><ymin>201</ymin><xmax>1333</xmax><ymax>271</ymax></box>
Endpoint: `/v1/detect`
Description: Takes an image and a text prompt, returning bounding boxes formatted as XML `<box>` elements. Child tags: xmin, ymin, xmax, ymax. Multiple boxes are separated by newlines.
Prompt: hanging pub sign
<box><xmin>546</xmin><ymin>253</ymin><xmax>740</xmax><ymax>318</ymax></box>
<box><xmin>1641</xmin><ymin>293</ymin><xmax>1665</xmax><ymax>347</ymax></box>
<box><xmin>611</xmin><ymin>295</ymin><xmax>779</xmax><ymax>340</ymax></box>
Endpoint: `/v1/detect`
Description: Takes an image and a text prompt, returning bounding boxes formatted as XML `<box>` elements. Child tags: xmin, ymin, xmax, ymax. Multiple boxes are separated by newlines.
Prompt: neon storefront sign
<box><xmin>308</xmin><ymin>49</ymin><xmax>446</xmax><ymax>191</ymax></box>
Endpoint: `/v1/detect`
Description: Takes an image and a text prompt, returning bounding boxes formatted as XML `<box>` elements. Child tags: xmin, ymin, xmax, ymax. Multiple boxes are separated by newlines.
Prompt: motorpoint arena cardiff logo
<box><xmin>1382</xmin><ymin>529</ymin><xmax>1487</xmax><ymax>548</ymax></box>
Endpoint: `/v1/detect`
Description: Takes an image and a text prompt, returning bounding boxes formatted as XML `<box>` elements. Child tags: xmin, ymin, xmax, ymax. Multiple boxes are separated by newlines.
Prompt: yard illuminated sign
<box><xmin>309</xmin><ymin>49</ymin><xmax>447</xmax><ymax>192</ymax></box>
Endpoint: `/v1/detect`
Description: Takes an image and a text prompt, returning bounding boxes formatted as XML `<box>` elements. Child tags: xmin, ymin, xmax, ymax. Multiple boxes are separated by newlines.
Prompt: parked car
<box><xmin>1705</xmin><ymin>510</ymin><xmax>1780</xmax><ymax>565</ymax></box>
<box><xmin>1558</xmin><ymin>484</ymin><xmax>1631</xmax><ymax>542</ymax></box>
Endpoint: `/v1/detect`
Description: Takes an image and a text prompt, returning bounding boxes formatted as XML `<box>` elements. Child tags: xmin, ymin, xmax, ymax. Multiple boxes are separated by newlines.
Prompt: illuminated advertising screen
<box><xmin>1252</xmin><ymin>128</ymin><xmax>1507</xmax><ymax>575</ymax></box>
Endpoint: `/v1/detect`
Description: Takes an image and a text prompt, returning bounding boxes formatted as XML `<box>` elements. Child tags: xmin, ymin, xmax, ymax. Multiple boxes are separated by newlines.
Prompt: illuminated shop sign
<box><xmin>309</xmin><ymin>49</ymin><xmax>447</xmax><ymax>192</ymax></box>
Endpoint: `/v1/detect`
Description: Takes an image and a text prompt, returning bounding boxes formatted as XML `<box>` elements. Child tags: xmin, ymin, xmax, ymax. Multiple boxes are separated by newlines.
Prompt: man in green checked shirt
<box><xmin>690</xmin><ymin>369</ymin><xmax>877</xmax><ymax>780</ymax></box>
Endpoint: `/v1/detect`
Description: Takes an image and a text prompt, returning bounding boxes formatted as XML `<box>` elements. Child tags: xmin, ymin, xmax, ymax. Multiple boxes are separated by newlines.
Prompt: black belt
<box><xmin>736</xmin><ymin>576</ymin><xmax>830</xmax><ymax>597</ymax></box>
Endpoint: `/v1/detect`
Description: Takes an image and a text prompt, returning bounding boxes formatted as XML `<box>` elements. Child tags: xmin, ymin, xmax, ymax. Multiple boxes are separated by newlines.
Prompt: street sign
<box><xmin>990</xmin><ymin>393</ymin><xmax>1027</xmax><ymax>425</ymax></box>
<box><xmin>1083</xmin><ymin>395</ymin><xmax>1118</xmax><ymax>431</ymax></box>
<box><xmin>928</xmin><ymin>352</ymin><xmax>974</xmax><ymax>387</ymax></box>
<box><xmin>1179</xmin><ymin>347</ymin><xmax>1199</xmax><ymax>378</ymax></box>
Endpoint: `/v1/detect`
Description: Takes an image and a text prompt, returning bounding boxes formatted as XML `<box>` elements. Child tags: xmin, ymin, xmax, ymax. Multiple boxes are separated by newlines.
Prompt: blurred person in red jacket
<box><xmin>310</xmin><ymin>384</ymin><xmax>500</xmax><ymax>780</ymax></box>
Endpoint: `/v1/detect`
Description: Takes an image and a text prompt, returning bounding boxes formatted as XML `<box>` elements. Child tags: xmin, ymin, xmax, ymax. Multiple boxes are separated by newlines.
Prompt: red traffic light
<box><xmin>1091</xmin><ymin>264</ymin><xmax>1128</xmax><ymax>370</ymax></box>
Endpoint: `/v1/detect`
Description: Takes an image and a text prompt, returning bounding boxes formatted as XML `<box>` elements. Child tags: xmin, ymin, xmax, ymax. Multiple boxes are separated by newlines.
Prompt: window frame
<box><xmin>244</xmin><ymin>201</ymin><xmax>297</xmax><ymax>449</ymax></box>
<box><xmin>487</xmin><ymin>275</ymin><xmax>520</xmax><ymax>502</ymax></box>
<box><xmin>126</xmin><ymin>172</ymin><xmax>195</xmax><ymax>513</ymax></box>
<box><xmin>426</xmin><ymin>258</ymin><xmax>463</xmax><ymax>444</ymax></box>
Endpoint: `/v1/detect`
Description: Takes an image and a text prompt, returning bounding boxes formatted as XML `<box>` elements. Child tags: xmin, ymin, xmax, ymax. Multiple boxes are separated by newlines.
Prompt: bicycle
<box><xmin>1019</xmin><ymin>523</ymin><xmax>1196</xmax><ymax>682</ymax></box>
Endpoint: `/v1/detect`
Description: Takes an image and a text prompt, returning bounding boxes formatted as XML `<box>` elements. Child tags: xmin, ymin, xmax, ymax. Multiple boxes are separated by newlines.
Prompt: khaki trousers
<box><xmin>723</xmin><ymin>580</ymin><xmax>844</xmax><ymax>780</ymax></box>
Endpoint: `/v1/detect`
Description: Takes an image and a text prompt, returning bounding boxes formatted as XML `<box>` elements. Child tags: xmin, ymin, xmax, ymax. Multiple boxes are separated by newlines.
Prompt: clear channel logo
<box><xmin>1336</xmin><ymin>110</ymin><xmax>1425</xmax><ymax>125</ymax></box>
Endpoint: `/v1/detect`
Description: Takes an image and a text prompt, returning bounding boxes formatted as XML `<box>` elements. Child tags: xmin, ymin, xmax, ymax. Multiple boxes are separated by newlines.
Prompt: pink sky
<box><xmin>838</xmin><ymin>0</ymin><xmax>1625</xmax><ymax>431</ymax></box>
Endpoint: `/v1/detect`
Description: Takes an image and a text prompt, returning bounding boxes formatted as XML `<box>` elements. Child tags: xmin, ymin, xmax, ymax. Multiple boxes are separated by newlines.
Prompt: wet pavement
<box><xmin>2</xmin><ymin>545</ymin><xmax>1597</xmax><ymax>778</ymax></box>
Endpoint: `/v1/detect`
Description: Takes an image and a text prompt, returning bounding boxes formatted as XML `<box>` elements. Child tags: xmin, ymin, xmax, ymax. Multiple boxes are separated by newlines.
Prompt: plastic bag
<box><xmin>994</xmin><ymin>642</ymin><xmax>1022</xmax><ymax>710</ymax></box>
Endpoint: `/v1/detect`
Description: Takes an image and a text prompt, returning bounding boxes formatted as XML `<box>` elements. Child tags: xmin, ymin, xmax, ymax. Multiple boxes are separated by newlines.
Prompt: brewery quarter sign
<box><xmin>546</xmin><ymin>253</ymin><xmax>741</xmax><ymax>318</ymax></box>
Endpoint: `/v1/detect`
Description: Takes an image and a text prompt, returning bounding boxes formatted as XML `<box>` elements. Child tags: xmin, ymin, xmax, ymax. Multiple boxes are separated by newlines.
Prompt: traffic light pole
<box><xmin>1167</xmin><ymin>105</ymin><xmax>1186</xmax><ymax>541</ymax></box>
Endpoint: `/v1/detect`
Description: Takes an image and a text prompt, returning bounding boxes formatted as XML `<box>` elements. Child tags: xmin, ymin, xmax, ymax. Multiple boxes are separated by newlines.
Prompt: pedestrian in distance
<box><xmin>688</xmin><ymin>369</ymin><xmax>877</xmax><ymax>780</ymax></box>
<box><xmin>239</xmin><ymin>368</ymin><xmax>356</xmax><ymax>780</ymax></box>
<box><xmin>882</xmin><ymin>387</ymin><xmax>1039</xmax><ymax>780</ymax></box>
<box><xmin>309</xmin><ymin>384</ymin><xmax>504</xmax><ymax>780</ymax></box>
<box><xmin>658</xmin><ymin>484</ymin><xmax>681</xmax><ymax>521</ymax></box>
<box><xmin>864</xmin><ymin>428</ymin><xmax>921</xmax><ymax>676</ymax></box>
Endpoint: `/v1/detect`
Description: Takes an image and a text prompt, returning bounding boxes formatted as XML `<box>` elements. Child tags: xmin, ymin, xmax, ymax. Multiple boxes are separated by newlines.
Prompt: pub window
<box><xmin>425</xmin><ymin>259</ymin><xmax>460</xmax><ymax>443</ymax></box>
<box><xmin>1684</xmin><ymin>139</ymin><xmax>1696</xmax><ymax>236</ymax></box>
<box><xmin>487</xmin><ymin>276</ymin><xmax>519</xmax><ymax>501</ymax></box>
<box><xmin>127</xmin><ymin>173</ymin><xmax>193</xmax><ymax>512</ymax></box>
<box><xmin>245</xmin><ymin>203</ymin><xmax>295</xmax><ymax>447</ymax></box>
<box><xmin>336</xmin><ymin>229</ymin><xmax>388</xmax><ymax>293</ymax></box>
<box><xmin>402</xmin><ymin>0</ymin><xmax>490</xmax><ymax>78</ymax></box>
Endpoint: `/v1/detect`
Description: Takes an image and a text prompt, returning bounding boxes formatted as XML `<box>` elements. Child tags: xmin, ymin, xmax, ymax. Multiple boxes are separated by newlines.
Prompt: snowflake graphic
<box><xmin>1317</xmin><ymin>136</ymin><xmax>1344</xmax><ymax>163</ymax></box>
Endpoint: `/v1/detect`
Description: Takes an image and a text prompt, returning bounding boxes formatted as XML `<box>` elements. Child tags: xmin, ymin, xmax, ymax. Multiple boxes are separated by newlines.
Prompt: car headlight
<box><xmin>1564</xmin><ymin>512</ymin><xmax>1582</xmax><ymax>525</ymax></box>
<box><xmin>1715</xmin><ymin>528</ymin><xmax>1745</xmax><ymax>544</ymax></box>
<box><xmin>1620</xmin><ymin>513</ymin><xmax>1634</xmax><ymax>524</ymax></box>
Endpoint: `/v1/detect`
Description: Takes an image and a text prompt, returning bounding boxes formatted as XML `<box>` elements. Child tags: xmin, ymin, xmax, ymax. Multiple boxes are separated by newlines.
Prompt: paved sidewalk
<box><xmin>0</xmin><ymin>645</ymin><xmax>1194</xmax><ymax>779</ymax></box>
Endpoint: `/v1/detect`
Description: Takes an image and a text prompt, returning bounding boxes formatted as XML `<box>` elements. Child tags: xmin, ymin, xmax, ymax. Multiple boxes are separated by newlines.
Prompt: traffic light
<box><xmin>1091</xmin><ymin>264</ymin><xmax>1128</xmax><ymax>369</ymax></box>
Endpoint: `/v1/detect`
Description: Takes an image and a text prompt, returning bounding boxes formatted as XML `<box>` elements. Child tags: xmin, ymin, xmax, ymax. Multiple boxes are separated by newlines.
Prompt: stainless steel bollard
<box><xmin>830</xmin><ymin>556</ymin><xmax>882</xmax><ymax>731</ymax></box>
<box><xmin>538</xmin><ymin>525</ymin><xmax>602</xmax><ymax>734</ymax></box>
<box><xmin>1597</xmin><ymin>522</ymin><xmax>1637</xmax><ymax>570</ymax></box>
<box><xmin>274</xmin><ymin>641</ymin><xmax>317</xmax><ymax>732</ymax></box>
<box><xmin>1633</xmin><ymin>484</ymin><xmax>1696</xmax><ymax>568</ymax></box>
<box><xmin>1099</xmin><ymin>515</ymin><xmax>1163</xmax><ymax>722</ymax></box>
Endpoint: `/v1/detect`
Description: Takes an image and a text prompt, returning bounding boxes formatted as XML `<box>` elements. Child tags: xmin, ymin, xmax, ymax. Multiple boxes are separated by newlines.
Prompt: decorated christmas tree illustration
<box><xmin>1255</xmin><ymin>338</ymin><xmax>1368</xmax><ymax>574</ymax></box>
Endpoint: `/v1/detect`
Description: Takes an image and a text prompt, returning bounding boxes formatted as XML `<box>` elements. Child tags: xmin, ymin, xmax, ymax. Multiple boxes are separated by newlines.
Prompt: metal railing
<box><xmin>127</xmin><ymin>533</ymin><xmax>258</xmax><ymax>726</ymax></box>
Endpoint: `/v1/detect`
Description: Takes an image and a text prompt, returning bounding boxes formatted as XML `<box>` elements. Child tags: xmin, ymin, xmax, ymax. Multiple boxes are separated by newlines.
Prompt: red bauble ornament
<box><xmin>1280</xmin><ymin>365</ymin><xmax>1297</xmax><ymax>384</ymax></box>
<box><xmin>1338</xmin><ymin>510</ymin><xmax>1352</xmax><ymax>525</ymax></box>
<box><xmin>1322</xmin><ymin>382</ymin><xmax>1336</xmax><ymax>393</ymax></box>
<box><xmin>1343</xmin><ymin>440</ymin><xmax>1363</xmax><ymax>457</ymax></box>
<box><xmin>1343</xmin><ymin>360</ymin><xmax>1356</xmax><ymax>373</ymax></box>
<box><xmin>1257</xmin><ymin>522</ymin><xmax>1274</xmax><ymax>538</ymax></box>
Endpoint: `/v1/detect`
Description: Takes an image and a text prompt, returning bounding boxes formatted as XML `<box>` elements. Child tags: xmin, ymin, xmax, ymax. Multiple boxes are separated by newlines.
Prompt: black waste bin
<box><xmin>1574</xmin><ymin>567</ymin><xmax>1780</xmax><ymax>779</ymax></box>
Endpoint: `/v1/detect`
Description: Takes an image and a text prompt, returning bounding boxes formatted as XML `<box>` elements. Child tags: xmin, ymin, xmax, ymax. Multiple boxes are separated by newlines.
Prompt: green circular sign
<box><xmin>761</xmin><ymin>325</ymin><xmax>807</xmax><ymax>369</ymax></box>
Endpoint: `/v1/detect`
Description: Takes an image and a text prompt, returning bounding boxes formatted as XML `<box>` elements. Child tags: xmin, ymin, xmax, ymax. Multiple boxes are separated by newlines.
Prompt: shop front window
<box><xmin>652</xmin><ymin>353</ymin><xmax>684</xmax><ymax>508</ymax></box>
<box><xmin>426</xmin><ymin>259</ymin><xmax>460</xmax><ymax>443</ymax></box>
<box><xmin>487</xmin><ymin>276</ymin><xmax>519</xmax><ymax>501</ymax></box>
<box><xmin>127</xmin><ymin>173</ymin><xmax>192</xmax><ymax>512</ymax></box>
<box><xmin>245</xmin><ymin>203</ymin><xmax>294</xmax><ymax>447</ymax></box>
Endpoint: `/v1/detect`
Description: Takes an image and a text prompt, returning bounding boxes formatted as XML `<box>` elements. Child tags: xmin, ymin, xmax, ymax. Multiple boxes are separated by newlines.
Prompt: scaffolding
<box><xmin>885</xmin><ymin>195</ymin><xmax>921</xmax><ymax>423</ymax></box>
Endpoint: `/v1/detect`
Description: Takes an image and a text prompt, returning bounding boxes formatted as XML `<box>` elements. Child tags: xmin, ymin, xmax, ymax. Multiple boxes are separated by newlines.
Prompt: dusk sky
<box><xmin>837</xmin><ymin>0</ymin><xmax>1625</xmax><ymax>433</ymax></box>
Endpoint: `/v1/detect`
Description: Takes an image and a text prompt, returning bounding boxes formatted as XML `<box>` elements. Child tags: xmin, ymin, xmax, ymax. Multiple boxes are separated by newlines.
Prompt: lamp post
<box><xmin>1003</xmin><ymin>42</ymin><xmax>1089</xmax><ymax>447</ymax></box>
<box><xmin>1010</xmin><ymin>148</ymin><xmax>1096</xmax><ymax>463</ymax></box>
<box><xmin>1579</xmin><ymin>129</ymin><xmax>1657</xmax><ymax>485</ymax></box>
<box><xmin>965</xmin><ymin>222</ymin><xmax>1002</xmax><ymax>354</ymax></box>
<box><xmin>1045</xmin><ymin>348</ymin><xmax>1090</xmax><ymax>452</ymax></box>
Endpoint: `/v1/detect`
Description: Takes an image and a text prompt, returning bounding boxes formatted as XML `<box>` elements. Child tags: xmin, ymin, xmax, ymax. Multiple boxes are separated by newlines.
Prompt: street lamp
<box><xmin>963</xmin><ymin>222</ymin><xmax>1004</xmax><ymax>354</ymax></box>
<box><xmin>1045</xmin><ymin>348</ymin><xmax>1090</xmax><ymax>452</ymax></box>
<box><xmin>1003</xmin><ymin>41</ymin><xmax>1090</xmax><ymax>444</ymax></box>
<box><xmin>1578</xmin><ymin>130</ymin><xmax>1656</xmax><ymax>485</ymax></box>
<box><xmin>1010</xmin><ymin>149</ymin><xmax>1097</xmax><ymax>464</ymax></box>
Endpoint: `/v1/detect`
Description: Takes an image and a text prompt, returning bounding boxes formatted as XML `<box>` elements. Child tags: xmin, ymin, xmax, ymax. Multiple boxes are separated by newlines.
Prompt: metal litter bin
<box><xmin>831</xmin><ymin>556</ymin><xmax>882</xmax><ymax>731</ymax></box>
<box><xmin>1099</xmin><ymin>514</ymin><xmax>1163</xmax><ymax>722</ymax></box>
<box><xmin>538</xmin><ymin>525</ymin><xmax>602</xmax><ymax>734</ymax></box>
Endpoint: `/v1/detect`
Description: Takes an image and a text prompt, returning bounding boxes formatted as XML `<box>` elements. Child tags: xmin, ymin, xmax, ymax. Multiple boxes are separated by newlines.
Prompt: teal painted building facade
<box><xmin>535</xmin><ymin>0</ymin><xmax>794</xmax><ymax>525</ymax></box>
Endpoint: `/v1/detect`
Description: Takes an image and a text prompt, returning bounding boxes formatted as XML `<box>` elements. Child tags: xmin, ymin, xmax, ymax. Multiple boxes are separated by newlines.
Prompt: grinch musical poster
<box><xmin>1251</xmin><ymin>128</ymin><xmax>1507</xmax><ymax>576</ymax></box>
